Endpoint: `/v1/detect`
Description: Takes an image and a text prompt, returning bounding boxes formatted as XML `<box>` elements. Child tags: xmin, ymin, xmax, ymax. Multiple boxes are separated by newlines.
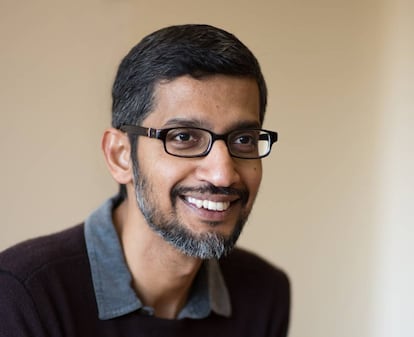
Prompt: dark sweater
<box><xmin>0</xmin><ymin>224</ymin><xmax>290</xmax><ymax>337</ymax></box>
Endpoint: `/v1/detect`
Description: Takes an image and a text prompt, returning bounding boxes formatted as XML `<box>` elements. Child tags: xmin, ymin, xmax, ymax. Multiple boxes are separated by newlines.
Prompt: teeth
<box><xmin>186</xmin><ymin>197</ymin><xmax>230</xmax><ymax>211</ymax></box>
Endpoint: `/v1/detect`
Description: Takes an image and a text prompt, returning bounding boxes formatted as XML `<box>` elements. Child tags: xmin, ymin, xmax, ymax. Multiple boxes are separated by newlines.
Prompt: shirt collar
<box><xmin>84</xmin><ymin>196</ymin><xmax>231</xmax><ymax>320</ymax></box>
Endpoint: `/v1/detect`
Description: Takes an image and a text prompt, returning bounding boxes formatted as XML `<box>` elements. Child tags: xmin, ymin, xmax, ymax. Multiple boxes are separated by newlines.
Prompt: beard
<box><xmin>132</xmin><ymin>163</ymin><xmax>250</xmax><ymax>259</ymax></box>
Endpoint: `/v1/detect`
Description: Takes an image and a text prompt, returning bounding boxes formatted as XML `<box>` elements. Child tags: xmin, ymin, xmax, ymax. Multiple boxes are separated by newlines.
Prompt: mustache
<box><xmin>171</xmin><ymin>184</ymin><xmax>249</xmax><ymax>205</ymax></box>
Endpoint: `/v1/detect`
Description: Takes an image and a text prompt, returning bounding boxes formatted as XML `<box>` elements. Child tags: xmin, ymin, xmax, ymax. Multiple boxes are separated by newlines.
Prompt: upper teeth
<box><xmin>186</xmin><ymin>197</ymin><xmax>230</xmax><ymax>211</ymax></box>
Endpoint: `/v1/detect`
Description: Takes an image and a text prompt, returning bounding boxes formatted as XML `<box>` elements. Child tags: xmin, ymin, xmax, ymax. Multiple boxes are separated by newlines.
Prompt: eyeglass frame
<box><xmin>120</xmin><ymin>124</ymin><xmax>278</xmax><ymax>159</ymax></box>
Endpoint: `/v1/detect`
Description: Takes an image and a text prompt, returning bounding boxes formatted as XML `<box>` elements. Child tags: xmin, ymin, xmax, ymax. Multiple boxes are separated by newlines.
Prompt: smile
<box><xmin>185</xmin><ymin>196</ymin><xmax>231</xmax><ymax>211</ymax></box>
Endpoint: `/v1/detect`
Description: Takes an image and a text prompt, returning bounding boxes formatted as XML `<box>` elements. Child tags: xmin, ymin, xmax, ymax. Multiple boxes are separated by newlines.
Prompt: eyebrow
<box><xmin>163</xmin><ymin>118</ymin><xmax>204</xmax><ymax>128</ymax></box>
<box><xmin>163</xmin><ymin>118</ymin><xmax>261</xmax><ymax>131</ymax></box>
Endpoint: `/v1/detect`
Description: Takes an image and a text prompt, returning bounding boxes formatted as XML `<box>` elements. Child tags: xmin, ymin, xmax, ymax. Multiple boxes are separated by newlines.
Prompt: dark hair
<box><xmin>111</xmin><ymin>24</ymin><xmax>268</xmax><ymax>198</ymax></box>
<box><xmin>112</xmin><ymin>24</ymin><xmax>267</xmax><ymax>127</ymax></box>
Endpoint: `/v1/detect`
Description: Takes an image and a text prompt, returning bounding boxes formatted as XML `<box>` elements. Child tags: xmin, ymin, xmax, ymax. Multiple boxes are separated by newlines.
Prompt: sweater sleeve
<box><xmin>0</xmin><ymin>271</ymin><xmax>47</xmax><ymax>337</ymax></box>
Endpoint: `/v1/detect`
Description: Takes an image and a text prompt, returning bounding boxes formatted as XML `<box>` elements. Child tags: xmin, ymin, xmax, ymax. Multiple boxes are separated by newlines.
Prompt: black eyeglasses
<box><xmin>120</xmin><ymin>125</ymin><xmax>278</xmax><ymax>159</ymax></box>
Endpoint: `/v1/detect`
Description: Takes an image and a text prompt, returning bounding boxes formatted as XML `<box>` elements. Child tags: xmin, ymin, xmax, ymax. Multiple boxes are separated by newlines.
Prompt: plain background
<box><xmin>1</xmin><ymin>1</ymin><xmax>412</xmax><ymax>336</ymax></box>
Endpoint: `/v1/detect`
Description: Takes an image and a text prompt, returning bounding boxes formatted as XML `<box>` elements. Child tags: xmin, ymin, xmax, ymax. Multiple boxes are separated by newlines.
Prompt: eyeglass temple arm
<box><xmin>120</xmin><ymin>125</ymin><xmax>158</xmax><ymax>138</ymax></box>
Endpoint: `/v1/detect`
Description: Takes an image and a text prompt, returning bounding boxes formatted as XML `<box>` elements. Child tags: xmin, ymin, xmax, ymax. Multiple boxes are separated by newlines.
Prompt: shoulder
<box><xmin>220</xmin><ymin>248</ymin><xmax>291</xmax><ymax>336</ymax></box>
<box><xmin>0</xmin><ymin>224</ymin><xmax>86</xmax><ymax>283</ymax></box>
<box><xmin>0</xmin><ymin>225</ymin><xmax>88</xmax><ymax>336</ymax></box>
<box><xmin>219</xmin><ymin>247</ymin><xmax>290</xmax><ymax>295</ymax></box>
<box><xmin>221</xmin><ymin>247</ymin><xmax>289</xmax><ymax>279</ymax></box>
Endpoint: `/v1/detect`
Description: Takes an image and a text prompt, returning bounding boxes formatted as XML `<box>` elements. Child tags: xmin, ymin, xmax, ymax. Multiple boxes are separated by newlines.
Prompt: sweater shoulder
<box><xmin>220</xmin><ymin>248</ymin><xmax>291</xmax><ymax>336</ymax></box>
<box><xmin>220</xmin><ymin>247</ymin><xmax>290</xmax><ymax>288</ymax></box>
<box><xmin>0</xmin><ymin>224</ymin><xmax>86</xmax><ymax>282</ymax></box>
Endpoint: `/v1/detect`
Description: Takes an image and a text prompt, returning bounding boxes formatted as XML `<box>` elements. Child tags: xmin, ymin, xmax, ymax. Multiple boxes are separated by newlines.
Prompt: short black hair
<box><xmin>112</xmin><ymin>24</ymin><xmax>267</xmax><ymax>128</ymax></box>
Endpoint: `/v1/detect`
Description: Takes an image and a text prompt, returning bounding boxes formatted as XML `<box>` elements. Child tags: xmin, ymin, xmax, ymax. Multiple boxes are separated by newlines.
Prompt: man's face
<box><xmin>133</xmin><ymin>75</ymin><xmax>263</xmax><ymax>259</ymax></box>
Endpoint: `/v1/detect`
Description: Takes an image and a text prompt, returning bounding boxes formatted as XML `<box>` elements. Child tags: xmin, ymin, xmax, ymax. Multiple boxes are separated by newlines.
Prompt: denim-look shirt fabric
<box><xmin>84</xmin><ymin>196</ymin><xmax>232</xmax><ymax>320</ymax></box>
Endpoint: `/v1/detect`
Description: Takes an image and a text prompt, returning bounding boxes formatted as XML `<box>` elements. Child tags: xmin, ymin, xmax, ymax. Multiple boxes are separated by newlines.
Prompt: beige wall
<box><xmin>375</xmin><ymin>1</ymin><xmax>414</xmax><ymax>336</ymax></box>
<box><xmin>1</xmin><ymin>1</ymin><xmax>412</xmax><ymax>336</ymax></box>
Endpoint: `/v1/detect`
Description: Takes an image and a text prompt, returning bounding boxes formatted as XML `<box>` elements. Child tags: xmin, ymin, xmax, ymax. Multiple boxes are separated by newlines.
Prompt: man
<box><xmin>0</xmin><ymin>24</ymin><xmax>290</xmax><ymax>336</ymax></box>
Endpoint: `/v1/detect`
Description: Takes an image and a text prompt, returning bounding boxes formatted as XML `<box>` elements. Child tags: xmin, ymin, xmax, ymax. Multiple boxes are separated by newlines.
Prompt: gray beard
<box><xmin>133</xmin><ymin>165</ymin><xmax>248</xmax><ymax>259</ymax></box>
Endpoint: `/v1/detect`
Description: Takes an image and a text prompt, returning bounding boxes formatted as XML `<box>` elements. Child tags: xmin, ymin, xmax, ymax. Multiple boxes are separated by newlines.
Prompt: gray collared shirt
<box><xmin>84</xmin><ymin>196</ymin><xmax>232</xmax><ymax>320</ymax></box>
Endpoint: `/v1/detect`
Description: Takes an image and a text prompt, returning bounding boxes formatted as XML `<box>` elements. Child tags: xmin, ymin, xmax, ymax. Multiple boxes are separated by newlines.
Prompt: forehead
<box><xmin>143</xmin><ymin>75</ymin><xmax>261</xmax><ymax>131</ymax></box>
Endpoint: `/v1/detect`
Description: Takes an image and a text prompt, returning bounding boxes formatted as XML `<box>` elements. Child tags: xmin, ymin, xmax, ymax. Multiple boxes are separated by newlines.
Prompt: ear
<box><xmin>101</xmin><ymin>128</ymin><xmax>133</xmax><ymax>184</ymax></box>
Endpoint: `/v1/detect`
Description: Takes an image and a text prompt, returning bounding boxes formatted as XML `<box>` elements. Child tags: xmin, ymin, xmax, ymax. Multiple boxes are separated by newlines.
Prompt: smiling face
<box><xmin>132</xmin><ymin>75</ymin><xmax>263</xmax><ymax>259</ymax></box>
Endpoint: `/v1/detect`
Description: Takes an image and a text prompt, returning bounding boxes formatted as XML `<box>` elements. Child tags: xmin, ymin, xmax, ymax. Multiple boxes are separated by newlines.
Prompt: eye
<box><xmin>166</xmin><ymin>128</ymin><xmax>207</xmax><ymax>150</ymax></box>
<box><xmin>174</xmin><ymin>132</ymin><xmax>192</xmax><ymax>142</ymax></box>
<box><xmin>234</xmin><ymin>134</ymin><xmax>256</xmax><ymax>145</ymax></box>
<box><xmin>168</xmin><ymin>129</ymin><xmax>197</xmax><ymax>142</ymax></box>
<box><xmin>230</xmin><ymin>130</ymin><xmax>259</xmax><ymax>154</ymax></box>
<box><xmin>232</xmin><ymin>130</ymin><xmax>259</xmax><ymax>146</ymax></box>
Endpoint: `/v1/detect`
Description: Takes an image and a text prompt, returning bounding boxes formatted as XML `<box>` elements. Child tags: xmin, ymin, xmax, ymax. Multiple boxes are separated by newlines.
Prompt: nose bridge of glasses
<box><xmin>204</xmin><ymin>135</ymin><xmax>234</xmax><ymax>164</ymax></box>
<box><xmin>210</xmin><ymin>131</ymin><xmax>229</xmax><ymax>143</ymax></box>
<box><xmin>208</xmin><ymin>131</ymin><xmax>233</xmax><ymax>153</ymax></box>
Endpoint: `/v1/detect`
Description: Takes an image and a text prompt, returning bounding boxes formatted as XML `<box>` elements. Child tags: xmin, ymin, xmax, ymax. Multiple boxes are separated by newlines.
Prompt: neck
<box><xmin>113</xmin><ymin>197</ymin><xmax>202</xmax><ymax>319</ymax></box>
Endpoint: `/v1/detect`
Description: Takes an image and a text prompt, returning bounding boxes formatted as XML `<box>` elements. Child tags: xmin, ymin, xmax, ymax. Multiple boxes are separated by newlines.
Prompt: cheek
<box><xmin>243</xmin><ymin>163</ymin><xmax>263</xmax><ymax>194</ymax></box>
<box><xmin>138</xmin><ymin>146</ymin><xmax>193</xmax><ymax>190</ymax></box>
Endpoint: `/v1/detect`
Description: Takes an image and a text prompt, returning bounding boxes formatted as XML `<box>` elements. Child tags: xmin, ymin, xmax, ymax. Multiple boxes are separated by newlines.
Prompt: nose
<box><xmin>196</xmin><ymin>140</ymin><xmax>241</xmax><ymax>187</ymax></box>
